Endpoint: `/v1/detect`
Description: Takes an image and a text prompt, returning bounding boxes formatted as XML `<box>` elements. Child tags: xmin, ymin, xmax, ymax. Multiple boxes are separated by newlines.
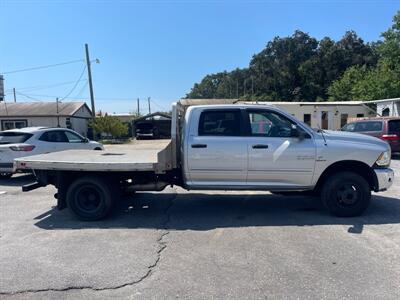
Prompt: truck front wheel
<box><xmin>321</xmin><ymin>172</ymin><xmax>371</xmax><ymax>217</ymax></box>
<box><xmin>66</xmin><ymin>176</ymin><xmax>115</xmax><ymax>221</ymax></box>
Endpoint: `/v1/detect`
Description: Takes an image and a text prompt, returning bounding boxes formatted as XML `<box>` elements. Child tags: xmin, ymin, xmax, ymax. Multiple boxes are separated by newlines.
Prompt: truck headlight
<box><xmin>375</xmin><ymin>151</ymin><xmax>391</xmax><ymax>167</ymax></box>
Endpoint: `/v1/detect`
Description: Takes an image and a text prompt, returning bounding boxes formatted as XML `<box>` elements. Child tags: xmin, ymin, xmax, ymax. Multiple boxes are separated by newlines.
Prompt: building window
<box><xmin>1</xmin><ymin>119</ymin><xmax>28</xmax><ymax>131</ymax></box>
<box><xmin>340</xmin><ymin>114</ymin><xmax>348</xmax><ymax>128</ymax></box>
<box><xmin>382</xmin><ymin>107</ymin><xmax>390</xmax><ymax>117</ymax></box>
<box><xmin>303</xmin><ymin>114</ymin><xmax>311</xmax><ymax>126</ymax></box>
<box><xmin>356</xmin><ymin>114</ymin><xmax>364</xmax><ymax>118</ymax></box>
<box><xmin>66</xmin><ymin>117</ymin><xmax>72</xmax><ymax>129</ymax></box>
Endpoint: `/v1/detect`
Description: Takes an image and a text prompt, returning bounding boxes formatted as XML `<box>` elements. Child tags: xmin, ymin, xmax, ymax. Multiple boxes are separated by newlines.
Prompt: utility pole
<box><xmin>137</xmin><ymin>98</ymin><xmax>140</xmax><ymax>116</ymax></box>
<box><xmin>85</xmin><ymin>44</ymin><xmax>95</xmax><ymax>117</ymax></box>
<box><xmin>0</xmin><ymin>75</ymin><xmax>4</xmax><ymax>102</ymax></box>
<box><xmin>13</xmin><ymin>88</ymin><xmax>16</xmax><ymax>102</ymax></box>
<box><xmin>148</xmin><ymin>97</ymin><xmax>151</xmax><ymax>115</ymax></box>
<box><xmin>56</xmin><ymin>98</ymin><xmax>60</xmax><ymax>127</ymax></box>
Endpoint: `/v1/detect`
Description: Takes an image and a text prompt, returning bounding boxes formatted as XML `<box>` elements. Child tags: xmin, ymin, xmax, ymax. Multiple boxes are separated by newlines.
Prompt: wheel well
<box><xmin>315</xmin><ymin>160</ymin><xmax>378</xmax><ymax>193</ymax></box>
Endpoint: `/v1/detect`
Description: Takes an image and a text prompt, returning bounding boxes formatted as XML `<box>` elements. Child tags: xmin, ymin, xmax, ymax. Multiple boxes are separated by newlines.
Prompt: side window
<box><xmin>198</xmin><ymin>110</ymin><xmax>241</xmax><ymax>136</ymax></box>
<box><xmin>388</xmin><ymin>120</ymin><xmax>400</xmax><ymax>134</ymax></box>
<box><xmin>64</xmin><ymin>131</ymin><xmax>83</xmax><ymax>143</ymax></box>
<box><xmin>247</xmin><ymin>110</ymin><xmax>296</xmax><ymax>138</ymax></box>
<box><xmin>39</xmin><ymin>131</ymin><xmax>68</xmax><ymax>142</ymax></box>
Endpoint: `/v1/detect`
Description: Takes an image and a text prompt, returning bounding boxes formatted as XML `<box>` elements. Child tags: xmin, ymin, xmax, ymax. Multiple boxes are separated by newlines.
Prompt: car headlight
<box><xmin>375</xmin><ymin>151</ymin><xmax>391</xmax><ymax>167</ymax></box>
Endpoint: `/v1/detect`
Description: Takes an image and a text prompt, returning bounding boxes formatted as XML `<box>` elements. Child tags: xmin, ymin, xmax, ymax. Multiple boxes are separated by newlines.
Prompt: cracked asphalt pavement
<box><xmin>0</xmin><ymin>159</ymin><xmax>399</xmax><ymax>299</ymax></box>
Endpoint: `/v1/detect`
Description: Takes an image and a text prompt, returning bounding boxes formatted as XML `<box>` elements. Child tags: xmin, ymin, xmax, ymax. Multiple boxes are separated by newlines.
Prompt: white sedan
<box><xmin>0</xmin><ymin>127</ymin><xmax>104</xmax><ymax>179</ymax></box>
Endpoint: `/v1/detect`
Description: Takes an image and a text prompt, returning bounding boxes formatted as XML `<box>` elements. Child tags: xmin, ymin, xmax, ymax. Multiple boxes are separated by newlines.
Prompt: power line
<box><xmin>13</xmin><ymin>92</ymin><xmax>87</xmax><ymax>100</ymax></box>
<box><xmin>15</xmin><ymin>91</ymin><xmax>41</xmax><ymax>101</ymax></box>
<box><xmin>58</xmin><ymin>65</ymin><xmax>87</xmax><ymax>101</ymax></box>
<box><xmin>4</xmin><ymin>79</ymin><xmax>88</xmax><ymax>94</ymax></box>
<box><xmin>73</xmin><ymin>81</ymin><xmax>89</xmax><ymax>99</ymax></box>
<box><xmin>2</xmin><ymin>59</ymin><xmax>85</xmax><ymax>75</ymax></box>
<box><xmin>150</xmin><ymin>99</ymin><xmax>169</xmax><ymax>111</ymax></box>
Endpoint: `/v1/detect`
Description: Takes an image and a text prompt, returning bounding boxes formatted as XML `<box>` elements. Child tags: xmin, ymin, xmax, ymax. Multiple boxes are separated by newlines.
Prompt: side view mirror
<box><xmin>82</xmin><ymin>137</ymin><xmax>89</xmax><ymax>143</ymax></box>
<box><xmin>291</xmin><ymin>126</ymin><xmax>305</xmax><ymax>140</ymax></box>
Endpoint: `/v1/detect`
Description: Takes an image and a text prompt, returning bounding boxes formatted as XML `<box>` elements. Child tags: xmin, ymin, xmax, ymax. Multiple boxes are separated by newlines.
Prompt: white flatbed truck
<box><xmin>15</xmin><ymin>100</ymin><xmax>394</xmax><ymax>220</ymax></box>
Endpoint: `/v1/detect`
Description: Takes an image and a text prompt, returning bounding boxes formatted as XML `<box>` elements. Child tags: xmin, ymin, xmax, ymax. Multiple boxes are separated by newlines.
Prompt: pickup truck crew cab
<box><xmin>15</xmin><ymin>101</ymin><xmax>394</xmax><ymax>220</ymax></box>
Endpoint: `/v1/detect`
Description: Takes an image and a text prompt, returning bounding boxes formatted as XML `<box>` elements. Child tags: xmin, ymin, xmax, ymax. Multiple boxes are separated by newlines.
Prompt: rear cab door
<box><xmin>185</xmin><ymin>107</ymin><xmax>247</xmax><ymax>187</ymax></box>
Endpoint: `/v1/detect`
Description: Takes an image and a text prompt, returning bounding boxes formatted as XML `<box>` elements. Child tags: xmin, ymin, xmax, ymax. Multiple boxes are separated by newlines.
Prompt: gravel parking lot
<box><xmin>0</xmin><ymin>158</ymin><xmax>399</xmax><ymax>299</ymax></box>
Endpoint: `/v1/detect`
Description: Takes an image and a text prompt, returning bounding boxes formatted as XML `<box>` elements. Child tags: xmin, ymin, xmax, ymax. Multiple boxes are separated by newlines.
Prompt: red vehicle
<box><xmin>341</xmin><ymin>117</ymin><xmax>400</xmax><ymax>153</ymax></box>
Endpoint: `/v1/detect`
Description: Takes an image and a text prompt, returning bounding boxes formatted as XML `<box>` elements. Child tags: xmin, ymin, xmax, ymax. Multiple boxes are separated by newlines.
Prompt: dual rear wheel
<box><xmin>66</xmin><ymin>176</ymin><xmax>116</xmax><ymax>221</ymax></box>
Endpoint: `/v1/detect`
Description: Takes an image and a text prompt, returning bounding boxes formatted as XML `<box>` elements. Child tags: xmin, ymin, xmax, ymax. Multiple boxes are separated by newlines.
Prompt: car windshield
<box><xmin>0</xmin><ymin>132</ymin><xmax>33</xmax><ymax>144</ymax></box>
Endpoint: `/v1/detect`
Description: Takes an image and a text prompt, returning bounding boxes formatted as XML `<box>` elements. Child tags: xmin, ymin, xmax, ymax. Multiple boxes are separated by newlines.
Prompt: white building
<box><xmin>373</xmin><ymin>98</ymin><xmax>400</xmax><ymax>117</ymax></box>
<box><xmin>0</xmin><ymin>102</ymin><xmax>92</xmax><ymax>136</ymax></box>
<box><xmin>181</xmin><ymin>99</ymin><xmax>375</xmax><ymax>130</ymax></box>
<box><xmin>242</xmin><ymin>101</ymin><xmax>374</xmax><ymax>130</ymax></box>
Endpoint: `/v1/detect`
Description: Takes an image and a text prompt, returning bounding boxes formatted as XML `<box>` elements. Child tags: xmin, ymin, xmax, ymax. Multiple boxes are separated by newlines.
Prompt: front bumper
<box><xmin>374</xmin><ymin>168</ymin><xmax>394</xmax><ymax>192</ymax></box>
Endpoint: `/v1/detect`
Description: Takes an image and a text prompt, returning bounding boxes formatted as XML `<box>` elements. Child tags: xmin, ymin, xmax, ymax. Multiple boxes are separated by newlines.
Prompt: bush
<box><xmin>89</xmin><ymin>116</ymin><xmax>129</xmax><ymax>138</ymax></box>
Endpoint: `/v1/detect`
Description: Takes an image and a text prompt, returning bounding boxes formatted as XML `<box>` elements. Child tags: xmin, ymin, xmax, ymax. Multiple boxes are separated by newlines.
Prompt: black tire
<box><xmin>66</xmin><ymin>176</ymin><xmax>116</xmax><ymax>221</ymax></box>
<box><xmin>0</xmin><ymin>173</ymin><xmax>12</xmax><ymax>179</ymax></box>
<box><xmin>94</xmin><ymin>147</ymin><xmax>102</xmax><ymax>150</ymax></box>
<box><xmin>321</xmin><ymin>171</ymin><xmax>371</xmax><ymax>217</ymax></box>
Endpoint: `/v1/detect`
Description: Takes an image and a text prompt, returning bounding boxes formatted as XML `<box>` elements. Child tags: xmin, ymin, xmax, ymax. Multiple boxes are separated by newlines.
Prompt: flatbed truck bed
<box><xmin>15</xmin><ymin>139</ymin><xmax>173</xmax><ymax>173</ymax></box>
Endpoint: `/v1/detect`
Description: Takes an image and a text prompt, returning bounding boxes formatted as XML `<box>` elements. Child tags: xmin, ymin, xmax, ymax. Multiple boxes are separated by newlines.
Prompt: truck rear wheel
<box><xmin>321</xmin><ymin>171</ymin><xmax>371</xmax><ymax>217</ymax></box>
<box><xmin>66</xmin><ymin>176</ymin><xmax>115</xmax><ymax>221</ymax></box>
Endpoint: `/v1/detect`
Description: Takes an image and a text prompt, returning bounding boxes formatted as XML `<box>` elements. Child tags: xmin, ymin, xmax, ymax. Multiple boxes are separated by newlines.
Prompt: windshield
<box><xmin>0</xmin><ymin>132</ymin><xmax>33</xmax><ymax>144</ymax></box>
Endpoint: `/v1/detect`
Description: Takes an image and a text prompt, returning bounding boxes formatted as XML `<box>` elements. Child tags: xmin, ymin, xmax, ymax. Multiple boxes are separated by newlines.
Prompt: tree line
<box><xmin>186</xmin><ymin>11</ymin><xmax>399</xmax><ymax>102</ymax></box>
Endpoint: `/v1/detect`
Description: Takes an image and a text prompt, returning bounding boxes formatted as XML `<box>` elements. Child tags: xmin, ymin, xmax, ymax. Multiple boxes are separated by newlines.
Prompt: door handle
<box><xmin>252</xmin><ymin>144</ymin><xmax>269</xmax><ymax>149</ymax></box>
<box><xmin>191</xmin><ymin>144</ymin><xmax>207</xmax><ymax>148</ymax></box>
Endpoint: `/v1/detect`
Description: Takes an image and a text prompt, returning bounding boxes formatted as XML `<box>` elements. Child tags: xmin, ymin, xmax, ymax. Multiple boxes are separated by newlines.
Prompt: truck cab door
<box><xmin>185</xmin><ymin>109</ymin><xmax>247</xmax><ymax>187</ymax></box>
<box><xmin>244</xmin><ymin>109</ymin><xmax>316</xmax><ymax>189</ymax></box>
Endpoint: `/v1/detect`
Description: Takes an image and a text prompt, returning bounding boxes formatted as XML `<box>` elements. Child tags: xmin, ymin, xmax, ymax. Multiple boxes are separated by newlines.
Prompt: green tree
<box><xmin>328</xmin><ymin>11</ymin><xmax>400</xmax><ymax>101</ymax></box>
<box><xmin>89</xmin><ymin>115</ymin><xmax>128</xmax><ymax>138</ymax></box>
<box><xmin>186</xmin><ymin>29</ymin><xmax>377</xmax><ymax>102</ymax></box>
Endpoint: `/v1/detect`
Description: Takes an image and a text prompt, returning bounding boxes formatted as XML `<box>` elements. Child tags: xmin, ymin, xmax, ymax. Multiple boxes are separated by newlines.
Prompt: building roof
<box><xmin>240</xmin><ymin>101</ymin><xmax>366</xmax><ymax>106</ymax></box>
<box><xmin>180</xmin><ymin>98</ymin><xmax>400</xmax><ymax>106</ymax></box>
<box><xmin>134</xmin><ymin>112</ymin><xmax>172</xmax><ymax>122</ymax></box>
<box><xmin>0</xmin><ymin>101</ymin><xmax>91</xmax><ymax>117</ymax></box>
<box><xmin>179</xmin><ymin>99</ymin><xmax>238</xmax><ymax>106</ymax></box>
<box><xmin>363</xmin><ymin>98</ymin><xmax>400</xmax><ymax>104</ymax></box>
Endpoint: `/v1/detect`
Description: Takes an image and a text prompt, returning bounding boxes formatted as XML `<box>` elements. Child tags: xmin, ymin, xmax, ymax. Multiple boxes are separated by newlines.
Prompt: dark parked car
<box><xmin>341</xmin><ymin>117</ymin><xmax>400</xmax><ymax>153</ymax></box>
<box><xmin>135</xmin><ymin>119</ymin><xmax>171</xmax><ymax>139</ymax></box>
